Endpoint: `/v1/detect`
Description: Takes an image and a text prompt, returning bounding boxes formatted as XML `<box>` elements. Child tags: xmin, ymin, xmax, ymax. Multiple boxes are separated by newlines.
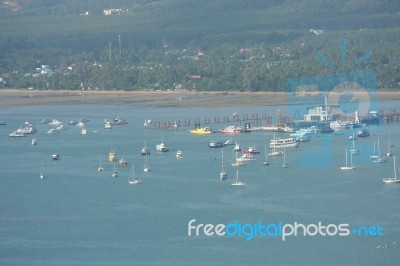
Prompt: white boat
<box><xmin>119</xmin><ymin>158</ymin><xmax>128</xmax><ymax>167</ymax></box>
<box><xmin>128</xmin><ymin>162</ymin><xmax>142</xmax><ymax>185</ymax></box>
<box><xmin>39</xmin><ymin>160</ymin><xmax>45</xmax><ymax>179</ymax></box>
<box><xmin>48</xmin><ymin>119</ymin><xmax>62</xmax><ymax>126</ymax></box>
<box><xmin>52</xmin><ymin>153</ymin><xmax>61</xmax><ymax>160</ymax></box>
<box><xmin>330</xmin><ymin>120</ymin><xmax>347</xmax><ymax>131</ymax></box>
<box><xmin>370</xmin><ymin>138</ymin><xmax>379</xmax><ymax>160</ymax></box>
<box><xmin>282</xmin><ymin>148</ymin><xmax>288</xmax><ymax>168</ymax></box>
<box><xmin>387</xmin><ymin>137</ymin><xmax>393</xmax><ymax>157</ymax></box>
<box><xmin>76</xmin><ymin>121</ymin><xmax>85</xmax><ymax>128</ymax></box>
<box><xmin>108</xmin><ymin>150</ymin><xmax>116</xmax><ymax>162</ymax></box>
<box><xmin>144</xmin><ymin>152</ymin><xmax>150</xmax><ymax>173</ymax></box>
<box><xmin>9</xmin><ymin>131</ymin><xmax>25</xmax><ymax>137</ymax></box>
<box><xmin>220</xmin><ymin>149</ymin><xmax>227</xmax><ymax>180</ymax></box>
<box><xmin>382</xmin><ymin>156</ymin><xmax>400</xmax><ymax>184</ymax></box>
<box><xmin>224</xmin><ymin>139</ymin><xmax>234</xmax><ymax>145</ymax></box>
<box><xmin>233</xmin><ymin>142</ymin><xmax>241</xmax><ymax>151</ymax></box>
<box><xmin>104</xmin><ymin>121</ymin><xmax>112</xmax><ymax>129</ymax></box>
<box><xmin>373</xmin><ymin>138</ymin><xmax>387</xmax><ymax>163</ymax></box>
<box><xmin>270</xmin><ymin>136</ymin><xmax>298</xmax><ymax>149</ymax></box>
<box><xmin>47</xmin><ymin>128</ymin><xmax>59</xmax><ymax>134</ymax></box>
<box><xmin>97</xmin><ymin>156</ymin><xmax>104</xmax><ymax>172</ymax></box>
<box><xmin>218</xmin><ymin>125</ymin><xmax>242</xmax><ymax>134</ymax></box>
<box><xmin>350</xmin><ymin>131</ymin><xmax>359</xmax><ymax>155</ymax></box>
<box><xmin>31</xmin><ymin>138</ymin><xmax>37</xmax><ymax>146</ymax></box>
<box><xmin>81</xmin><ymin>128</ymin><xmax>88</xmax><ymax>135</ymax></box>
<box><xmin>232</xmin><ymin>150</ymin><xmax>246</xmax><ymax>166</ymax></box>
<box><xmin>231</xmin><ymin>169</ymin><xmax>246</xmax><ymax>186</ymax></box>
<box><xmin>112</xmin><ymin>161</ymin><xmax>118</xmax><ymax>177</ymax></box>
<box><xmin>156</xmin><ymin>141</ymin><xmax>169</xmax><ymax>152</ymax></box>
<box><xmin>237</xmin><ymin>153</ymin><xmax>256</xmax><ymax>162</ymax></box>
<box><xmin>16</xmin><ymin>125</ymin><xmax>37</xmax><ymax>134</ymax></box>
<box><xmin>176</xmin><ymin>150</ymin><xmax>183</xmax><ymax>158</ymax></box>
<box><xmin>263</xmin><ymin>142</ymin><xmax>269</xmax><ymax>166</ymax></box>
<box><xmin>56</xmin><ymin>124</ymin><xmax>68</xmax><ymax>131</ymax></box>
<box><xmin>340</xmin><ymin>149</ymin><xmax>356</xmax><ymax>170</ymax></box>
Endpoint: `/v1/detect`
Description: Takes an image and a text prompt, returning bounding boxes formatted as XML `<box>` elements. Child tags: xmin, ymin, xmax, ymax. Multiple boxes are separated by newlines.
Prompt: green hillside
<box><xmin>1</xmin><ymin>0</ymin><xmax>400</xmax><ymax>91</ymax></box>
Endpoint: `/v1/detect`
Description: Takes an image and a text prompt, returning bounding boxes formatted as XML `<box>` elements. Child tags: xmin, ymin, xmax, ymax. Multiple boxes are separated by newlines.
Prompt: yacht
<box><xmin>176</xmin><ymin>150</ymin><xmax>183</xmax><ymax>158</ymax></box>
<box><xmin>48</xmin><ymin>119</ymin><xmax>62</xmax><ymax>126</ymax></box>
<box><xmin>104</xmin><ymin>121</ymin><xmax>112</xmax><ymax>129</ymax></box>
<box><xmin>218</xmin><ymin>125</ymin><xmax>242</xmax><ymax>134</ymax></box>
<box><xmin>9</xmin><ymin>131</ymin><xmax>25</xmax><ymax>137</ymax></box>
<box><xmin>382</xmin><ymin>156</ymin><xmax>400</xmax><ymax>184</ymax></box>
<box><xmin>119</xmin><ymin>158</ymin><xmax>128</xmax><ymax>167</ymax></box>
<box><xmin>52</xmin><ymin>154</ymin><xmax>61</xmax><ymax>160</ymax></box>
<box><xmin>340</xmin><ymin>149</ymin><xmax>356</xmax><ymax>170</ymax></box>
<box><xmin>231</xmin><ymin>169</ymin><xmax>246</xmax><ymax>186</ymax></box>
<box><xmin>108</xmin><ymin>150</ymin><xmax>116</xmax><ymax>162</ymax></box>
<box><xmin>31</xmin><ymin>138</ymin><xmax>38</xmax><ymax>145</ymax></box>
<box><xmin>81</xmin><ymin>128</ymin><xmax>88</xmax><ymax>135</ymax></box>
<box><xmin>156</xmin><ymin>141</ymin><xmax>169</xmax><ymax>152</ymax></box>
<box><xmin>189</xmin><ymin>127</ymin><xmax>213</xmax><ymax>135</ymax></box>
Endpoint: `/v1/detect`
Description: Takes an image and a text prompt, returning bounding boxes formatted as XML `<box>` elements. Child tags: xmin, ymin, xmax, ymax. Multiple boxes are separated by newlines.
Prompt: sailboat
<box><xmin>350</xmin><ymin>131</ymin><xmax>359</xmax><ymax>155</ymax></box>
<box><xmin>370</xmin><ymin>138</ymin><xmax>379</xmax><ymax>160</ymax></box>
<box><xmin>373</xmin><ymin>138</ymin><xmax>387</xmax><ymax>163</ymax></box>
<box><xmin>144</xmin><ymin>152</ymin><xmax>150</xmax><ymax>173</ymax></box>
<box><xmin>128</xmin><ymin>162</ymin><xmax>142</xmax><ymax>185</ymax></box>
<box><xmin>220</xmin><ymin>149</ymin><xmax>228</xmax><ymax>180</ymax></box>
<box><xmin>97</xmin><ymin>156</ymin><xmax>104</xmax><ymax>172</ymax></box>
<box><xmin>112</xmin><ymin>160</ymin><xmax>118</xmax><ymax>177</ymax></box>
<box><xmin>263</xmin><ymin>142</ymin><xmax>269</xmax><ymax>166</ymax></box>
<box><xmin>231</xmin><ymin>169</ymin><xmax>245</xmax><ymax>186</ymax></box>
<box><xmin>382</xmin><ymin>156</ymin><xmax>400</xmax><ymax>184</ymax></box>
<box><xmin>231</xmin><ymin>149</ymin><xmax>246</xmax><ymax>166</ymax></box>
<box><xmin>340</xmin><ymin>149</ymin><xmax>356</xmax><ymax>170</ymax></box>
<box><xmin>282</xmin><ymin>148</ymin><xmax>288</xmax><ymax>168</ymax></box>
<box><xmin>39</xmin><ymin>160</ymin><xmax>45</xmax><ymax>179</ymax></box>
<box><xmin>387</xmin><ymin>137</ymin><xmax>393</xmax><ymax>157</ymax></box>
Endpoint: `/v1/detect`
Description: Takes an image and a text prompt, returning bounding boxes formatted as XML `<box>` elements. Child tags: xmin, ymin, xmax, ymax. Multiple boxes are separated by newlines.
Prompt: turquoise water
<box><xmin>0</xmin><ymin>104</ymin><xmax>399</xmax><ymax>265</ymax></box>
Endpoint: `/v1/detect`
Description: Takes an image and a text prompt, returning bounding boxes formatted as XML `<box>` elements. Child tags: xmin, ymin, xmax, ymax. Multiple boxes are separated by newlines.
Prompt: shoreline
<box><xmin>1</xmin><ymin>89</ymin><xmax>400</xmax><ymax>108</ymax></box>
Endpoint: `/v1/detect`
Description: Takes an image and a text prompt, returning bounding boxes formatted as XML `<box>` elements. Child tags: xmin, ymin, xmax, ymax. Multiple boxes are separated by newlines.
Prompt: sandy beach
<box><xmin>1</xmin><ymin>89</ymin><xmax>400</xmax><ymax>108</ymax></box>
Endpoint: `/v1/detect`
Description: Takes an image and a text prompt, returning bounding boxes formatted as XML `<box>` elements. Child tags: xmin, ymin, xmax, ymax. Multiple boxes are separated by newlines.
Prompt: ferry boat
<box><xmin>189</xmin><ymin>127</ymin><xmax>213</xmax><ymax>135</ymax></box>
<box><xmin>270</xmin><ymin>137</ymin><xmax>298</xmax><ymax>148</ymax></box>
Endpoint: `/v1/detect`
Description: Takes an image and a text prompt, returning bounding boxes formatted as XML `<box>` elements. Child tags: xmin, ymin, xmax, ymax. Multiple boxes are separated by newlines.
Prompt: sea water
<box><xmin>0</xmin><ymin>103</ymin><xmax>399</xmax><ymax>265</ymax></box>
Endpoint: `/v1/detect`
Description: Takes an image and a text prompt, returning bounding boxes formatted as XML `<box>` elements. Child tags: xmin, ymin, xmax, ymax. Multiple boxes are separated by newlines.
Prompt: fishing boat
<box><xmin>128</xmin><ymin>162</ymin><xmax>142</xmax><ymax>184</ymax></box>
<box><xmin>220</xmin><ymin>149</ymin><xmax>227</xmax><ymax>180</ymax></box>
<box><xmin>382</xmin><ymin>156</ymin><xmax>400</xmax><ymax>184</ymax></box>
<box><xmin>97</xmin><ymin>156</ymin><xmax>104</xmax><ymax>172</ymax></box>
<box><xmin>189</xmin><ymin>127</ymin><xmax>213</xmax><ymax>135</ymax></box>
<box><xmin>340</xmin><ymin>149</ymin><xmax>356</xmax><ymax>170</ymax></box>
<box><xmin>231</xmin><ymin>169</ymin><xmax>246</xmax><ymax>186</ymax></box>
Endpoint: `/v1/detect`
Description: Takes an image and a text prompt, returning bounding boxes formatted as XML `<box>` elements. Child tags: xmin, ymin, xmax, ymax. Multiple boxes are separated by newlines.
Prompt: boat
<box><xmin>104</xmin><ymin>121</ymin><xmax>112</xmax><ymax>129</ymax></box>
<box><xmin>48</xmin><ymin>119</ymin><xmax>62</xmax><ymax>126</ymax></box>
<box><xmin>68</xmin><ymin>120</ymin><xmax>78</xmax><ymax>125</ymax></box>
<box><xmin>47</xmin><ymin>128</ymin><xmax>59</xmax><ymax>134</ymax></box>
<box><xmin>144</xmin><ymin>152</ymin><xmax>150</xmax><ymax>173</ymax></box>
<box><xmin>9</xmin><ymin>131</ymin><xmax>25</xmax><ymax>137</ymax></box>
<box><xmin>233</xmin><ymin>142</ymin><xmax>241</xmax><ymax>151</ymax></box>
<box><xmin>52</xmin><ymin>153</ymin><xmax>61</xmax><ymax>160</ymax></box>
<box><xmin>263</xmin><ymin>142</ymin><xmax>269</xmax><ymax>166</ymax></box>
<box><xmin>81</xmin><ymin>128</ymin><xmax>88</xmax><ymax>135</ymax></box>
<box><xmin>340</xmin><ymin>149</ymin><xmax>356</xmax><ymax>170</ymax></box>
<box><xmin>224</xmin><ymin>139</ymin><xmax>234</xmax><ymax>145</ymax></box>
<box><xmin>350</xmin><ymin>131</ymin><xmax>359</xmax><ymax>155</ymax></box>
<box><xmin>76</xmin><ymin>121</ymin><xmax>85</xmax><ymax>128</ymax></box>
<box><xmin>232</xmin><ymin>150</ymin><xmax>247</xmax><ymax>167</ymax></box>
<box><xmin>39</xmin><ymin>160</ymin><xmax>45</xmax><ymax>179</ymax></box>
<box><xmin>370</xmin><ymin>139</ymin><xmax>379</xmax><ymax>160</ymax></box>
<box><xmin>382</xmin><ymin>156</ymin><xmax>400</xmax><ymax>184</ymax></box>
<box><xmin>246</xmin><ymin>146</ymin><xmax>260</xmax><ymax>155</ymax></box>
<box><xmin>31</xmin><ymin>138</ymin><xmax>37</xmax><ymax>146</ymax></box>
<box><xmin>189</xmin><ymin>127</ymin><xmax>213</xmax><ymax>135</ymax></box>
<box><xmin>238</xmin><ymin>152</ymin><xmax>256</xmax><ymax>162</ymax></box>
<box><xmin>208</xmin><ymin>140</ymin><xmax>224</xmax><ymax>148</ymax></box>
<box><xmin>387</xmin><ymin>137</ymin><xmax>393</xmax><ymax>157</ymax></box>
<box><xmin>330</xmin><ymin>120</ymin><xmax>347</xmax><ymax>131</ymax></box>
<box><xmin>141</xmin><ymin>145</ymin><xmax>150</xmax><ymax>156</ymax></box>
<box><xmin>373</xmin><ymin>138</ymin><xmax>387</xmax><ymax>163</ymax></box>
<box><xmin>270</xmin><ymin>136</ymin><xmax>298</xmax><ymax>148</ymax></box>
<box><xmin>218</xmin><ymin>125</ymin><xmax>242</xmax><ymax>134</ymax></box>
<box><xmin>176</xmin><ymin>150</ymin><xmax>183</xmax><ymax>158</ymax></box>
<box><xmin>112</xmin><ymin>161</ymin><xmax>118</xmax><ymax>177</ymax></box>
<box><xmin>268</xmin><ymin>137</ymin><xmax>284</xmax><ymax>156</ymax></box>
<box><xmin>220</xmin><ymin>149</ymin><xmax>228</xmax><ymax>180</ymax></box>
<box><xmin>97</xmin><ymin>156</ymin><xmax>104</xmax><ymax>172</ymax></box>
<box><xmin>16</xmin><ymin>125</ymin><xmax>37</xmax><ymax>134</ymax></box>
<box><xmin>357</xmin><ymin>129</ymin><xmax>370</xmax><ymax>137</ymax></box>
<box><xmin>108</xmin><ymin>150</ymin><xmax>116</xmax><ymax>162</ymax></box>
<box><xmin>111</xmin><ymin>117</ymin><xmax>127</xmax><ymax>125</ymax></box>
<box><xmin>231</xmin><ymin>169</ymin><xmax>246</xmax><ymax>186</ymax></box>
<box><xmin>282</xmin><ymin>148</ymin><xmax>288</xmax><ymax>168</ymax></box>
<box><xmin>56</xmin><ymin>124</ymin><xmax>68</xmax><ymax>131</ymax></box>
<box><xmin>156</xmin><ymin>141</ymin><xmax>169</xmax><ymax>152</ymax></box>
<box><xmin>119</xmin><ymin>158</ymin><xmax>128</xmax><ymax>167</ymax></box>
<box><xmin>0</xmin><ymin>120</ymin><xmax>7</xmax><ymax>125</ymax></box>
<box><xmin>128</xmin><ymin>162</ymin><xmax>142</xmax><ymax>184</ymax></box>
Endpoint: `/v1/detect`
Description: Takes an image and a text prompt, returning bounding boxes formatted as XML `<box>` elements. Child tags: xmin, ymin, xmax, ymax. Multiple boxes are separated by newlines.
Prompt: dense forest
<box><xmin>1</xmin><ymin>0</ymin><xmax>399</xmax><ymax>91</ymax></box>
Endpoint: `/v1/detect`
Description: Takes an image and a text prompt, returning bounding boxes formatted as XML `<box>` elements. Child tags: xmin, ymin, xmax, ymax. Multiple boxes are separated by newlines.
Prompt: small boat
<box><xmin>81</xmin><ymin>128</ymin><xmax>88</xmax><ymax>135</ymax></box>
<box><xmin>9</xmin><ymin>131</ymin><xmax>25</xmax><ymax>137</ymax></box>
<box><xmin>56</xmin><ymin>124</ymin><xmax>68</xmax><ymax>131</ymax></box>
<box><xmin>208</xmin><ymin>140</ymin><xmax>224</xmax><ymax>148</ymax></box>
<box><xmin>176</xmin><ymin>150</ymin><xmax>183</xmax><ymax>158</ymax></box>
<box><xmin>76</xmin><ymin>121</ymin><xmax>85</xmax><ymax>128</ymax></box>
<box><xmin>141</xmin><ymin>147</ymin><xmax>150</xmax><ymax>156</ymax></box>
<box><xmin>39</xmin><ymin>160</ymin><xmax>45</xmax><ymax>179</ymax></box>
<box><xmin>119</xmin><ymin>158</ymin><xmax>128</xmax><ymax>167</ymax></box>
<box><xmin>357</xmin><ymin>129</ymin><xmax>370</xmax><ymax>137</ymax></box>
<box><xmin>31</xmin><ymin>138</ymin><xmax>38</xmax><ymax>146</ymax></box>
<box><xmin>382</xmin><ymin>156</ymin><xmax>400</xmax><ymax>184</ymax></box>
<box><xmin>104</xmin><ymin>121</ymin><xmax>112</xmax><ymax>129</ymax></box>
<box><xmin>231</xmin><ymin>150</ymin><xmax>247</xmax><ymax>167</ymax></box>
<box><xmin>108</xmin><ymin>150</ymin><xmax>116</xmax><ymax>162</ymax></box>
<box><xmin>340</xmin><ymin>149</ymin><xmax>356</xmax><ymax>170</ymax></box>
<box><xmin>128</xmin><ymin>162</ymin><xmax>142</xmax><ymax>185</ymax></box>
<box><xmin>373</xmin><ymin>138</ymin><xmax>387</xmax><ymax>163</ymax></box>
<box><xmin>350</xmin><ymin>131</ymin><xmax>359</xmax><ymax>155</ymax></box>
<box><xmin>220</xmin><ymin>149</ymin><xmax>227</xmax><ymax>180</ymax></box>
<box><xmin>112</xmin><ymin>161</ymin><xmax>118</xmax><ymax>177</ymax></box>
<box><xmin>189</xmin><ymin>127</ymin><xmax>213</xmax><ymax>135</ymax></box>
<box><xmin>231</xmin><ymin>169</ymin><xmax>246</xmax><ymax>186</ymax></box>
<box><xmin>97</xmin><ymin>156</ymin><xmax>104</xmax><ymax>172</ymax></box>
<box><xmin>111</xmin><ymin>117</ymin><xmax>127</xmax><ymax>125</ymax></box>
<box><xmin>246</xmin><ymin>146</ymin><xmax>260</xmax><ymax>155</ymax></box>
<box><xmin>52</xmin><ymin>154</ymin><xmax>61</xmax><ymax>160</ymax></box>
<box><xmin>0</xmin><ymin>120</ymin><xmax>7</xmax><ymax>125</ymax></box>
<box><xmin>156</xmin><ymin>141</ymin><xmax>169</xmax><ymax>152</ymax></box>
<box><xmin>68</xmin><ymin>120</ymin><xmax>78</xmax><ymax>125</ymax></box>
<box><xmin>144</xmin><ymin>152</ymin><xmax>150</xmax><ymax>173</ymax></box>
<box><xmin>224</xmin><ymin>139</ymin><xmax>234</xmax><ymax>145</ymax></box>
<box><xmin>233</xmin><ymin>142</ymin><xmax>241</xmax><ymax>151</ymax></box>
<box><xmin>48</xmin><ymin>119</ymin><xmax>62</xmax><ymax>126</ymax></box>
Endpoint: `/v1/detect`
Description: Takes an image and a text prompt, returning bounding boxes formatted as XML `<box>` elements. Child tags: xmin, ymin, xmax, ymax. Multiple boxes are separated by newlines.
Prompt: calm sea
<box><xmin>0</xmin><ymin>102</ymin><xmax>399</xmax><ymax>265</ymax></box>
